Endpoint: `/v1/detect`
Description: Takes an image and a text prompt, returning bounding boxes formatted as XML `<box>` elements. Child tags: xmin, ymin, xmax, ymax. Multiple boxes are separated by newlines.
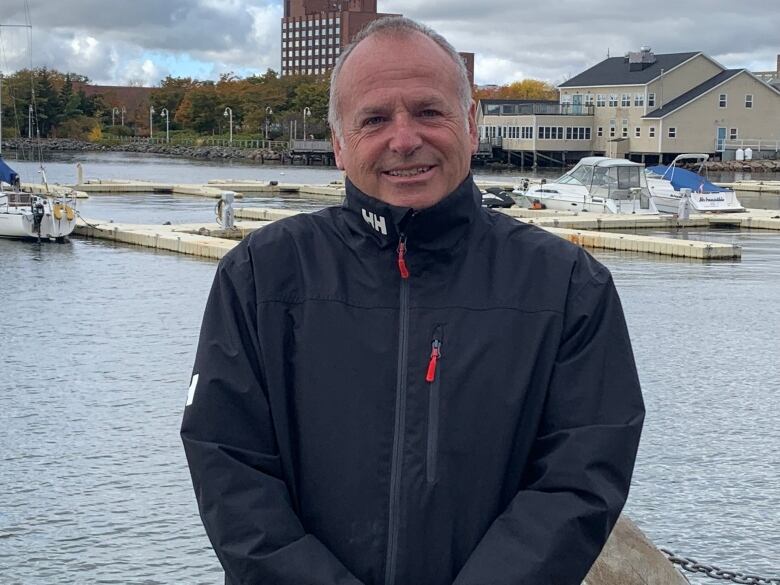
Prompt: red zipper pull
<box><xmin>397</xmin><ymin>236</ymin><xmax>410</xmax><ymax>279</ymax></box>
<box><xmin>426</xmin><ymin>339</ymin><xmax>442</xmax><ymax>382</ymax></box>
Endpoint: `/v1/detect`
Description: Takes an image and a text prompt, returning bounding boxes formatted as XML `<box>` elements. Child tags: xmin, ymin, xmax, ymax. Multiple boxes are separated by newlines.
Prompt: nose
<box><xmin>387</xmin><ymin>114</ymin><xmax>422</xmax><ymax>157</ymax></box>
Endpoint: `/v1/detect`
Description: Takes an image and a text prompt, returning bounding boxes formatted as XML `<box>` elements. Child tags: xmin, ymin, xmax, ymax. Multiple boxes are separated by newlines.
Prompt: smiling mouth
<box><xmin>383</xmin><ymin>166</ymin><xmax>433</xmax><ymax>178</ymax></box>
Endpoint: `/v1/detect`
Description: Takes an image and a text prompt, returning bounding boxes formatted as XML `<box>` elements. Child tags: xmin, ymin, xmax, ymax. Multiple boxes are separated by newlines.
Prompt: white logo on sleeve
<box><xmin>186</xmin><ymin>373</ymin><xmax>199</xmax><ymax>406</ymax></box>
<box><xmin>361</xmin><ymin>209</ymin><xmax>387</xmax><ymax>235</ymax></box>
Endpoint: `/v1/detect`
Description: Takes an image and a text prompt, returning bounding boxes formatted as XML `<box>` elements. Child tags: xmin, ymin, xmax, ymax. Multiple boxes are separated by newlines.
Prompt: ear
<box><xmin>468</xmin><ymin>100</ymin><xmax>478</xmax><ymax>155</ymax></box>
<box><xmin>331</xmin><ymin>131</ymin><xmax>345</xmax><ymax>170</ymax></box>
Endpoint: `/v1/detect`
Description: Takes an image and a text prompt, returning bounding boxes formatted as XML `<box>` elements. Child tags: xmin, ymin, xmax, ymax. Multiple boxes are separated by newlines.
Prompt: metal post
<box><xmin>224</xmin><ymin>107</ymin><xmax>233</xmax><ymax>145</ymax></box>
<box><xmin>265</xmin><ymin>106</ymin><xmax>273</xmax><ymax>141</ymax></box>
<box><xmin>149</xmin><ymin>105</ymin><xmax>155</xmax><ymax>139</ymax></box>
<box><xmin>161</xmin><ymin>108</ymin><xmax>169</xmax><ymax>143</ymax></box>
<box><xmin>121</xmin><ymin>106</ymin><xmax>126</xmax><ymax>126</ymax></box>
<box><xmin>303</xmin><ymin>106</ymin><xmax>311</xmax><ymax>141</ymax></box>
<box><xmin>28</xmin><ymin>103</ymin><xmax>33</xmax><ymax>138</ymax></box>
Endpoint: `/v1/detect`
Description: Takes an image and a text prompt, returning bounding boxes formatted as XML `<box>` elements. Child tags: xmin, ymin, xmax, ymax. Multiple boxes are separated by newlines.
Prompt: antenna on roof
<box><xmin>607</xmin><ymin>48</ymin><xmax>610</xmax><ymax>58</ymax></box>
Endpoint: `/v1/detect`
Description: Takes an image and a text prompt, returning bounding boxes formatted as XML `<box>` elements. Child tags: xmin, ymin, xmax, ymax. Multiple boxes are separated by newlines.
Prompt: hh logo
<box><xmin>362</xmin><ymin>209</ymin><xmax>387</xmax><ymax>235</ymax></box>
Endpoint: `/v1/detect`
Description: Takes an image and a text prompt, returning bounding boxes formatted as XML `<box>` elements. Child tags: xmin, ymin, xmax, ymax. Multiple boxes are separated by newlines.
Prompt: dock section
<box><xmin>235</xmin><ymin>207</ymin><xmax>741</xmax><ymax>260</ymax></box>
<box><xmin>716</xmin><ymin>180</ymin><xmax>780</xmax><ymax>194</ymax></box>
<box><xmin>74</xmin><ymin>218</ymin><xmax>271</xmax><ymax>259</ymax></box>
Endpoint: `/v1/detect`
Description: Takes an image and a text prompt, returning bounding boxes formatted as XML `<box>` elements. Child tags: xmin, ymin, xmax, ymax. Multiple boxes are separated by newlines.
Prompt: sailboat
<box><xmin>0</xmin><ymin>18</ymin><xmax>79</xmax><ymax>241</ymax></box>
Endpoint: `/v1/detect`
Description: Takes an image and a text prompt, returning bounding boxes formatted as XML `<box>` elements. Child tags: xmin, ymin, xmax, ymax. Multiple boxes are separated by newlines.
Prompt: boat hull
<box><xmin>0</xmin><ymin>193</ymin><xmax>78</xmax><ymax>240</ymax></box>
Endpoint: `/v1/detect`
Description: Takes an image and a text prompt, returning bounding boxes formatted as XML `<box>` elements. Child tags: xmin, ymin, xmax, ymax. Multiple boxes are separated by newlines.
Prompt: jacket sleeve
<box><xmin>453</xmin><ymin>263</ymin><xmax>645</xmax><ymax>585</ymax></box>
<box><xmin>181</xmin><ymin>248</ymin><xmax>364</xmax><ymax>585</ymax></box>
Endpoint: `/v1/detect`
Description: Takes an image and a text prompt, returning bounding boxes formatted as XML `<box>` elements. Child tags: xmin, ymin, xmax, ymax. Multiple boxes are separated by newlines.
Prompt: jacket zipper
<box><xmin>426</xmin><ymin>333</ymin><xmax>442</xmax><ymax>484</ymax></box>
<box><xmin>385</xmin><ymin>233</ymin><xmax>410</xmax><ymax>585</ymax></box>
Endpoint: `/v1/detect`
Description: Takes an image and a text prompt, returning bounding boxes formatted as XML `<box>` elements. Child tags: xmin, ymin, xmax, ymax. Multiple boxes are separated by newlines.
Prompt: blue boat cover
<box><xmin>647</xmin><ymin>165</ymin><xmax>729</xmax><ymax>193</ymax></box>
<box><xmin>0</xmin><ymin>156</ymin><xmax>20</xmax><ymax>186</ymax></box>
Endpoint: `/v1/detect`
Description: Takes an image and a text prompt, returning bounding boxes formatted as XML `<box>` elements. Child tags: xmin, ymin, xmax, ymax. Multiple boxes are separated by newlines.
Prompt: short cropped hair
<box><xmin>328</xmin><ymin>16</ymin><xmax>472</xmax><ymax>144</ymax></box>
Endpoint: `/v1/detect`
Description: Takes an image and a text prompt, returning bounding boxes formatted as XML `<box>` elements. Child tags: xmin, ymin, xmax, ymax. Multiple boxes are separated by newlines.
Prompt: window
<box><xmin>745</xmin><ymin>94</ymin><xmax>753</xmax><ymax>108</ymax></box>
<box><xmin>635</xmin><ymin>127</ymin><xmax>641</xmax><ymax>137</ymax></box>
<box><xmin>596</xmin><ymin>94</ymin><xmax>606</xmax><ymax>107</ymax></box>
<box><xmin>668</xmin><ymin>127</ymin><xmax>677</xmax><ymax>138</ymax></box>
<box><xmin>648</xmin><ymin>93</ymin><xmax>656</xmax><ymax>107</ymax></box>
<box><xmin>597</xmin><ymin>127</ymin><xmax>603</xmax><ymax>137</ymax></box>
<box><xmin>585</xmin><ymin>94</ymin><xmax>594</xmax><ymax>106</ymax></box>
<box><xmin>634</xmin><ymin>93</ymin><xmax>644</xmax><ymax>107</ymax></box>
<box><xmin>521</xmin><ymin>126</ymin><xmax>533</xmax><ymax>139</ymax></box>
<box><xmin>719</xmin><ymin>93</ymin><xmax>727</xmax><ymax>108</ymax></box>
<box><xmin>621</xmin><ymin>93</ymin><xmax>631</xmax><ymax>107</ymax></box>
<box><xmin>729</xmin><ymin>128</ymin><xmax>738</xmax><ymax>140</ymax></box>
<box><xmin>621</xmin><ymin>119</ymin><xmax>628</xmax><ymax>138</ymax></box>
<box><xmin>609</xmin><ymin>94</ymin><xmax>618</xmax><ymax>107</ymax></box>
<box><xmin>609</xmin><ymin>119</ymin><xmax>616</xmax><ymax>138</ymax></box>
<box><xmin>649</xmin><ymin>126</ymin><xmax>656</xmax><ymax>138</ymax></box>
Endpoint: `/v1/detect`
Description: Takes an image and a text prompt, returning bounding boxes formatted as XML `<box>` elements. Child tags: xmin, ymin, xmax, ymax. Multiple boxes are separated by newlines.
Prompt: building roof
<box><xmin>642</xmin><ymin>69</ymin><xmax>743</xmax><ymax>118</ymax></box>
<box><xmin>559</xmin><ymin>52</ymin><xmax>700</xmax><ymax>87</ymax></box>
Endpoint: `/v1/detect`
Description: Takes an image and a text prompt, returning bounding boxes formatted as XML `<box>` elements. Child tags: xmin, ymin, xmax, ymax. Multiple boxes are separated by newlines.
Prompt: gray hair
<box><xmin>327</xmin><ymin>16</ymin><xmax>472</xmax><ymax>144</ymax></box>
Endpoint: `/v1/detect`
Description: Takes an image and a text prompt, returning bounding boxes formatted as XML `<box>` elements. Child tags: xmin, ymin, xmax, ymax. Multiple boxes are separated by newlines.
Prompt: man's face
<box><xmin>332</xmin><ymin>32</ymin><xmax>478</xmax><ymax>209</ymax></box>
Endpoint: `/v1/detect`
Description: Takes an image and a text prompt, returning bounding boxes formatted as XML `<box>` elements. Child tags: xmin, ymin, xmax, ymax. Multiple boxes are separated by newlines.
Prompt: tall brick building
<box><xmin>280</xmin><ymin>1</ymin><xmax>474</xmax><ymax>86</ymax></box>
<box><xmin>281</xmin><ymin>0</ymin><xmax>397</xmax><ymax>77</ymax></box>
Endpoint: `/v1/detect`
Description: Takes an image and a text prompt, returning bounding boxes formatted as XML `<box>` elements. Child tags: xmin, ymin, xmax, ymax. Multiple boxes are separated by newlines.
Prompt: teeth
<box><xmin>387</xmin><ymin>167</ymin><xmax>431</xmax><ymax>177</ymax></box>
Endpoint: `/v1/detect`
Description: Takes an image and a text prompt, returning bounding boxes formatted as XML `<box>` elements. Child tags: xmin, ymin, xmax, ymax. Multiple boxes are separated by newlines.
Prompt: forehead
<box><xmin>338</xmin><ymin>32</ymin><xmax>460</xmax><ymax>114</ymax></box>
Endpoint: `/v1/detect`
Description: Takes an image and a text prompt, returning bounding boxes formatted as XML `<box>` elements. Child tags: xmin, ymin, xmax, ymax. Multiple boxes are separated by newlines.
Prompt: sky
<box><xmin>0</xmin><ymin>0</ymin><xmax>778</xmax><ymax>88</ymax></box>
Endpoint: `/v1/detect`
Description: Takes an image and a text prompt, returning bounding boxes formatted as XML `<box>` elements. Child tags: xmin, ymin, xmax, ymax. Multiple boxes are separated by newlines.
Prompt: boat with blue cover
<box><xmin>646</xmin><ymin>154</ymin><xmax>744</xmax><ymax>213</ymax></box>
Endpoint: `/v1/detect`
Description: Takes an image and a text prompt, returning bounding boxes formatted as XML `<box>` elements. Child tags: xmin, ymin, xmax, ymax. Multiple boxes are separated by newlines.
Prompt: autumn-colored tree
<box><xmin>473</xmin><ymin>79</ymin><xmax>559</xmax><ymax>102</ymax></box>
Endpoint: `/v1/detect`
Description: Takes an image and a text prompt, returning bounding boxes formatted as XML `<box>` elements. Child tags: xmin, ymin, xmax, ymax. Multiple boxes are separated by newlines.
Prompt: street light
<box><xmin>149</xmin><ymin>105</ymin><xmax>155</xmax><ymax>139</ymax></box>
<box><xmin>160</xmin><ymin>108</ymin><xmax>170</xmax><ymax>144</ymax></box>
<box><xmin>112</xmin><ymin>107</ymin><xmax>119</xmax><ymax>126</ymax></box>
<box><xmin>264</xmin><ymin>106</ymin><xmax>273</xmax><ymax>141</ymax></box>
<box><xmin>120</xmin><ymin>106</ymin><xmax>126</xmax><ymax>126</ymax></box>
<box><xmin>224</xmin><ymin>107</ymin><xmax>233</xmax><ymax>145</ymax></box>
<box><xmin>302</xmin><ymin>106</ymin><xmax>311</xmax><ymax>141</ymax></box>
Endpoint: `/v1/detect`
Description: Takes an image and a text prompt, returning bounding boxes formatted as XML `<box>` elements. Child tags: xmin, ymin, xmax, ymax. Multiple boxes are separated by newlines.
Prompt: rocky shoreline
<box><xmin>1</xmin><ymin>138</ymin><xmax>287</xmax><ymax>164</ymax></box>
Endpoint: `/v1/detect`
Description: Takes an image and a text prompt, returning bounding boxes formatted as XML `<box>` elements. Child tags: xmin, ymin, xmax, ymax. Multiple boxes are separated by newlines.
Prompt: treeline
<box><xmin>0</xmin><ymin>67</ymin><xmax>559</xmax><ymax>141</ymax></box>
<box><xmin>0</xmin><ymin>69</ymin><xmax>105</xmax><ymax>140</ymax></box>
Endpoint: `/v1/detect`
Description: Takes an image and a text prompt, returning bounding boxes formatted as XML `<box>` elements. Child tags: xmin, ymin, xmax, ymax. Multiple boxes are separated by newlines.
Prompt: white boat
<box><xmin>513</xmin><ymin>157</ymin><xmax>658</xmax><ymax>214</ymax></box>
<box><xmin>646</xmin><ymin>154</ymin><xmax>744</xmax><ymax>214</ymax></box>
<box><xmin>1</xmin><ymin>158</ymin><xmax>78</xmax><ymax>241</ymax></box>
<box><xmin>0</xmin><ymin>20</ymin><xmax>79</xmax><ymax>241</ymax></box>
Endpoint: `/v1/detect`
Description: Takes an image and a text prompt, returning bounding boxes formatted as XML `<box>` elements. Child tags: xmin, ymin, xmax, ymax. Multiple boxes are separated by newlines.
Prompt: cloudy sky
<box><xmin>1</xmin><ymin>0</ymin><xmax>778</xmax><ymax>87</ymax></box>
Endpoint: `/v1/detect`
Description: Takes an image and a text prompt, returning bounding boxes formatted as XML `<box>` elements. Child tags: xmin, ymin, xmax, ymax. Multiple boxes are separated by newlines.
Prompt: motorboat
<box><xmin>646</xmin><ymin>154</ymin><xmax>744</xmax><ymax>213</ymax></box>
<box><xmin>1</xmin><ymin>157</ymin><xmax>78</xmax><ymax>241</ymax></box>
<box><xmin>481</xmin><ymin>187</ymin><xmax>515</xmax><ymax>209</ymax></box>
<box><xmin>512</xmin><ymin>157</ymin><xmax>658</xmax><ymax>214</ymax></box>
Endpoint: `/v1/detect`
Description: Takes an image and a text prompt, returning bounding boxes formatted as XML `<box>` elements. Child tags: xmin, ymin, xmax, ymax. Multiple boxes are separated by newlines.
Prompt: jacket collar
<box><xmin>340</xmin><ymin>174</ymin><xmax>481</xmax><ymax>250</ymax></box>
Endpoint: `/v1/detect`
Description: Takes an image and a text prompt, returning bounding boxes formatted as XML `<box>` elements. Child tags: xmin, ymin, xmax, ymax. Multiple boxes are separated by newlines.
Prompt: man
<box><xmin>181</xmin><ymin>16</ymin><xmax>644</xmax><ymax>585</ymax></box>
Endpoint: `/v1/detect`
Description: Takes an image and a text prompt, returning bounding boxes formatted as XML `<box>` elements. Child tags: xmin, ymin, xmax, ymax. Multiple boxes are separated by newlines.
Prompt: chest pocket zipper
<box><xmin>426</xmin><ymin>329</ymin><xmax>443</xmax><ymax>484</ymax></box>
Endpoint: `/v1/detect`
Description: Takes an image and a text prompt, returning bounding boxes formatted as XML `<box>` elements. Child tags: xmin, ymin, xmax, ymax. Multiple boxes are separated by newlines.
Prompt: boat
<box><xmin>646</xmin><ymin>154</ymin><xmax>744</xmax><ymax>213</ymax></box>
<box><xmin>1</xmin><ymin>157</ymin><xmax>79</xmax><ymax>240</ymax></box>
<box><xmin>512</xmin><ymin>157</ymin><xmax>658</xmax><ymax>214</ymax></box>
<box><xmin>0</xmin><ymin>17</ymin><xmax>79</xmax><ymax>241</ymax></box>
<box><xmin>481</xmin><ymin>186</ymin><xmax>515</xmax><ymax>209</ymax></box>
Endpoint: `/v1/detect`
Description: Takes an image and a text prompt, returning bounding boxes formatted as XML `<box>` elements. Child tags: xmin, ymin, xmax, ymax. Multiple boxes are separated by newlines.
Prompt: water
<box><xmin>1</xmin><ymin>153</ymin><xmax>778</xmax><ymax>583</ymax></box>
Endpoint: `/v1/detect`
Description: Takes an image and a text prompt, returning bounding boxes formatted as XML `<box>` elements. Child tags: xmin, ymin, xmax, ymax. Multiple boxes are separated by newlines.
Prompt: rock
<box><xmin>584</xmin><ymin>515</ymin><xmax>688</xmax><ymax>585</ymax></box>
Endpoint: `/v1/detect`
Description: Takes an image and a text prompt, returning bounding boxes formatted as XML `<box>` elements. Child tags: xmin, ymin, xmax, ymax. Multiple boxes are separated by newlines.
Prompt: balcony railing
<box><xmin>721</xmin><ymin>138</ymin><xmax>780</xmax><ymax>152</ymax></box>
<box><xmin>483</xmin><ymin>104</ymin><xmax>594</xmax><ymax>117</ymax></box>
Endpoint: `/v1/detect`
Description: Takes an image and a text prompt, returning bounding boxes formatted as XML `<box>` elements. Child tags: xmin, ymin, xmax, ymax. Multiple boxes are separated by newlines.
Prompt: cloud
<box><xmin>0</xmin><ymin>0</ymin><xmax>778</xmax><ymax>87</ymax></box>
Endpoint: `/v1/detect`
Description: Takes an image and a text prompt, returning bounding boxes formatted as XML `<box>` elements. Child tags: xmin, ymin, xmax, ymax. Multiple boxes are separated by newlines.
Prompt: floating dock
<box><xmin>715</xmin><ymin>180</ymin><xmax>780</xmax><ymax>194</ymax></box>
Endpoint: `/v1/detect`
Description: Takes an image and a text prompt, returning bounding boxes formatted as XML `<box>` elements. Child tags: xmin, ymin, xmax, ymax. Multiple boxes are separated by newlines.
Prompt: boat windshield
<box><xmin>557</xmin><ymin>164</ymin><xmax>594</xmax><ymax>186</ymax></box>
<box><xmin>590</xmin><ymin>164</ymin><xmax>651</xmax><ymax>207</ymax></box>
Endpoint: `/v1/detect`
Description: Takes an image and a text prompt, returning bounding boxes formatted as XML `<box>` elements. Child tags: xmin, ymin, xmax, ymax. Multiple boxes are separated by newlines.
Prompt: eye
<box><xmin>362</xmin><ymin>116</ymin><xmax>385</xmax><ymax>127</ymax></box>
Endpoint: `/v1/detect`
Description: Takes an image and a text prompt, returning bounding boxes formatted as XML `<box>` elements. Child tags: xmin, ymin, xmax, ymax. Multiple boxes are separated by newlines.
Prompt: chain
<box><xmin>661</xmin><ymin>548</ymin><xmax>780</xmax><ymax>585</ymax></box>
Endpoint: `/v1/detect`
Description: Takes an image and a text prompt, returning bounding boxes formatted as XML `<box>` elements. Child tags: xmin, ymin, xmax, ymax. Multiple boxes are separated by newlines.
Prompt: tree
<box><xmin>473</xmin><ymin>79</ymin><xmax>559</xmax><ymax>102</ymax></box>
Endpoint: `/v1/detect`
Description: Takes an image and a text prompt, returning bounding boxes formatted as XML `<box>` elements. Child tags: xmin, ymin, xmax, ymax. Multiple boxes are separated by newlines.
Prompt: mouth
<box><xmin>382</xmin><ymin>166</ymin><xmax>435</xmax><ymax>179</ymax></box>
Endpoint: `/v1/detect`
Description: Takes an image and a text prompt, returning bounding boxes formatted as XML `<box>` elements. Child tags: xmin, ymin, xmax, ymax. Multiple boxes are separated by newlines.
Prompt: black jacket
<box><xmin>181</xmin><ymin>175</ymin><xmax>644</xmax><ymax>585</ymax></box>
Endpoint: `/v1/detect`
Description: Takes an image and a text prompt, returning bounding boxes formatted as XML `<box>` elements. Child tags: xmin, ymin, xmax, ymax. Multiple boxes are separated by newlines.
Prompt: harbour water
<box><xmin>1</xmin><ymin>152</ymin><xmax>778</xmax><ymax>583</ymax></box>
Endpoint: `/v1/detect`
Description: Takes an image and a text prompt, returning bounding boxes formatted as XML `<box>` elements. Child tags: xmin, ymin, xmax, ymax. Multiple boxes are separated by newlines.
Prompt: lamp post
<box><xmin>120</xmin><ymin>106</ymin><xmax>126</xmax><ymax>126</ymax></box>
<box><xmin>264</xmin><ymin>106</ymin><xmax>273</xmax><ymax>141</ymax></box>
<box><xmin>149</xmin><ymin>105</ymin><xmax>155</xmax><ymax>139</ymax></box>
<box><xmin>28</xmin><ymin>103</ymin><xmax>33</xmax><ymax>138</ymax></box>
<box><xmin>160</xmin><ymin>108</ymin><xmax>170</xmax><ymax>144</ymax></box>
<box><xmin>224</xmin><ymin>107</ymin><xmax>233</xmax><ymax>145</ymax></box>
<box><xmin>302</xmin><ymin>106</ymin><xmax>311</xmax><ymax>141</ymax></box>
<box><xmin>112</xmin><ymin>107</ymin><xmax>119</xmax><ymax>126</ymax></box>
